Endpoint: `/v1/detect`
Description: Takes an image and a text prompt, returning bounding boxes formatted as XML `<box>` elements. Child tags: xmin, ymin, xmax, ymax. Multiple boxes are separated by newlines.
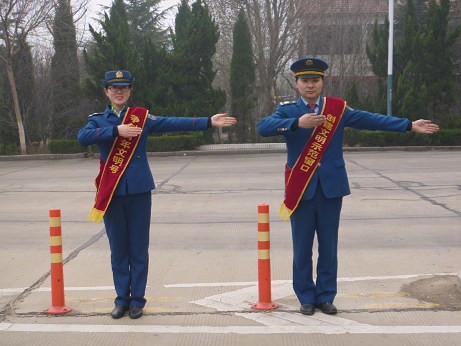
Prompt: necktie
<box><xmin>308</xmin><ymin>104</ymin><xmax>316</xmax><ymax>113</ymax></box>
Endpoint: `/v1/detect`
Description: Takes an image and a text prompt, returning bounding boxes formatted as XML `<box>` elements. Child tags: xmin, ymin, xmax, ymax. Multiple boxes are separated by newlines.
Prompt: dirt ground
<box><xmin>402</xmin><ymin>275</ymin><xmax>461</xmax><ymax>309</ymax></box>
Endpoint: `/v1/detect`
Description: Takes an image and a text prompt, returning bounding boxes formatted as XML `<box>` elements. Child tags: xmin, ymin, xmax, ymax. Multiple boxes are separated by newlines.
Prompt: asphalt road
<box><xmin>1</xmin><ymin>150</ymin><xmax>460</xmax><ymax>345</ymax></box>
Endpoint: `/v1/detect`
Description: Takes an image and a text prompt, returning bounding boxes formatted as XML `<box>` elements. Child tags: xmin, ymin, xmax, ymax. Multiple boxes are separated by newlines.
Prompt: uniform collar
<box><xmin>104</xmin><ymin>104</ymin><xmax>127</xmax><ymax>119</ymax></box>
<box><xmin>296</xmin><ymin>95</ymin><xmax>322</xmax><ymax>113</ymax></box>
<box><xmin>300</xmin><ymin>96</ymin><xmax>320</xmax><ymax>107</ymax></box>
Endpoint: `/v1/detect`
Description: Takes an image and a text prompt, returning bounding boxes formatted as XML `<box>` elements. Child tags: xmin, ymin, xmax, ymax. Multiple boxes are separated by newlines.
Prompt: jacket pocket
<box><xmin>334</xmin><ymin>159</ymin><xmax>345</xmax><ymax>168</ymax></box>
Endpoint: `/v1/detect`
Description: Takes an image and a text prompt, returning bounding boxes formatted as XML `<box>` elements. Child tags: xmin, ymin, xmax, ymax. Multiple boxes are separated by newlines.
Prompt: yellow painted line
<box><xmin>66</xmin><ymin>297</ymin><xmax>181</xmax><ymax>303</ymax></box>
<box><xmin>341</xmin><ymin>292</ymin><xmax>410</xmax><ymax>298</ymax></box>
<box><xmin>144</xmin><ymin>307</ymin><xmax>177</xmax><ymax>313</ymax></box>
<box><xmin>258</xmin><ymin>249</ymin><xmax>270</xmax><ymax>260</ymax></box>
<box><xmin>258</xmin><ymin>213</ymin><xmax>269</xmax><ymax>223</ymax></box>
<box><xmin>146</xmin><ymin>297</ymin><xmax>180</xmax><ymax>303</ymax></box>
<box><xmin>90</xmin><ymin>308</ymin><xmax>115</xmax><ymax>313</ymax></box>
<box><xmin>4</xmin><ymin>323</ymin><xmax>461</xmax><ymax>334</ymax></box>
<box><xmin>50</xmin><ymin>253</ymin><xmax>62</xmax><ymax>263</ymax></box>
<box><xmin>49</xmin><ymin>217</ymin><xmax>61</xmax><ymax>227</ymax></box>
<box><xmin>363</xmin><ymin>302</ymin><xmax>440</xmax><ymax>309</ymax></box>
<box><xmin>90</xmin><ymin>307</ymin><xmax>176</xmax><ymax>314</ymax></box>
<box><xmin>50</xmin><ymin>235</ymin><xmax>62</xmax><ymax>246</ymax></box>
<box><xmin>258</xmin><ymin>232</ymin><xmax>270</xmax><ymax>242</ymax></box>
<box><xmin>66</xmin><ymin>297</ymin><xmax>114</xmax><ymax>303</ymax></box>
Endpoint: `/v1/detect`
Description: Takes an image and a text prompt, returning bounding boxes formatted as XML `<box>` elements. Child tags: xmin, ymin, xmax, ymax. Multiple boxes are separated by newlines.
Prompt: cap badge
<box><xmin>306</xmin><ymin>60</ymin><xmax>313</xmax><ymax>66</ymax></box>
<box><xmin>116</xmin><ymin>71</ymin><xmax>123</xmax><ymax>78</ymax></box>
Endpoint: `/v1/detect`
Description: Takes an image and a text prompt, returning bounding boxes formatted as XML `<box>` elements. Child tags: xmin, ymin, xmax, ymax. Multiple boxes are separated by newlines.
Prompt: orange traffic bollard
<box><xmin>252</xmin><ymin>204</ymin><xmax>278</xmax><ymax>310</ymax></box>
<box><xmin>45</xmin><ymin>209</ymin><xmax>72</xmax><ymax>314</ymax></box>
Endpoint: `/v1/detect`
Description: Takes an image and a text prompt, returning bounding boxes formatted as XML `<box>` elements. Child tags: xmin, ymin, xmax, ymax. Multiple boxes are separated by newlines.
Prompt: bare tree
<box><xmin>207</xmin><ymin>0</ymin><xmax>320</xmax><ymax>140</ymax></box>
<box><xmin>299</xmin><ymin>0</ymin><xmax>386</xmax><ymax>98</ymax></box>
<box><xmin>0</xmin><ymin>0</ymin><xmax>56</xmax><ymax>154</ymax></box>
<box><xmin>32</xmin><ymin>49</ymin><xmax>54</xmax><ymax>150</ymax></box>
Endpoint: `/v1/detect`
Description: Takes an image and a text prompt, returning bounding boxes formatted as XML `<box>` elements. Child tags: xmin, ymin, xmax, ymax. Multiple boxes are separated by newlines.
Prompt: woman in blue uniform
<box><xmin>78</xmin><ymin>70</ymin><xmax>236</xmax><ymax>319</ymax></box>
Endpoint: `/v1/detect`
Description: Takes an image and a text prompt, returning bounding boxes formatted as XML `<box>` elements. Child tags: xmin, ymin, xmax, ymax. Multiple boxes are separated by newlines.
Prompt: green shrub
<box><xmin>0</xmin><ymin>143</ymin><xmax>20</xmax><ymax>155</ymax></box>
<box><xmin>343</xmin><ymin>129</ymin><xmax>461</xmax><ymax>147</ymax></box>
<box><xmin>49</xmin><ymin>140</ymin><xmax>87</xmax><ymax>154</ymax></box>
<box><xmin>259</xmin><ymin>135</ymin><xmax>285</xmax><ymax>143</ymax></box>
<box><xmin>49</xmin><ymin>134</ymin><xmax>202</xmax><ymax>154</ymax></box>
<box><xmin>146</xmin><ymin>135</ymin><xmax>199</xmax><ymax>152</ymax></box>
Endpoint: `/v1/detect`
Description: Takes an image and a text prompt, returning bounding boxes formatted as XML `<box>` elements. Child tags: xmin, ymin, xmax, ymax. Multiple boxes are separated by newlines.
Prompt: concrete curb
<box><xmin>0</xmin><ymin>152</ymin><xmax>88</xmax><ymax>161</ymax></box>
<box><xmin>0</xmin><ymin>146</ymin><xmax>460</xmax><ymax>161</ymax></box>
<box><xmin>458</xmin><ymin>271</ymin><xmax>461</xmax><ymax>295</ymax></box>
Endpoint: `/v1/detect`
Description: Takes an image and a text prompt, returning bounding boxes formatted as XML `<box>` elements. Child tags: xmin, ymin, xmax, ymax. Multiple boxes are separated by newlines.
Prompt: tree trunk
<box><xmin>6</xmin><ymin>60</ymin><xmax>27</xmax><ymax>154</ymax></box>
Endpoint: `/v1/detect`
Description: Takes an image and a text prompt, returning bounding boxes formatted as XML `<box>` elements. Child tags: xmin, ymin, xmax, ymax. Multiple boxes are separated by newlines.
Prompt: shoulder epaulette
<box><xmin>148</xmin><ymin>114</ymin><xmax>157</xmax><ymax>120</ymax></box>
<box><xmin>88</xmin><ymin>113</ymin><xmax>103</xmax><ymax>117</ymax></box>
<box><xmin>279</xmin><ymin>101</ymin><xmax>296</xmax><ymax>106</ymax></box>
<box><xmin>346</xmin><ymin>105</ymin><xmax>354</xmax><ymax>111</ymax></box>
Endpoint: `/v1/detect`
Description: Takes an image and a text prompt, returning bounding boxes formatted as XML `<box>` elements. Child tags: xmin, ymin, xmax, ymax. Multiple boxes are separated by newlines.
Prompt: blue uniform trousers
<box><xmin>290</xmin><ymin>182</ymin><xmax>343</xmax><ymax>305</ymax></box>
<box><xmin>103</xmin><ymin>191</ymin><xmax>151</xmax><ymax>308</ymax></box>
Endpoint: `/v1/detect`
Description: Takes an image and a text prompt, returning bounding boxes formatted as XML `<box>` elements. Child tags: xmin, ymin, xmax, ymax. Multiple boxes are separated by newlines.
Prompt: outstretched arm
<box><xmin>211</xmin><ymin>113</ymin><xmax>237</xmax><ymax>127</ymax></box>
<box><xmin>411</xmin><ymin>119</ymin><xmax>439</xmax><ymax>134</ymax></box>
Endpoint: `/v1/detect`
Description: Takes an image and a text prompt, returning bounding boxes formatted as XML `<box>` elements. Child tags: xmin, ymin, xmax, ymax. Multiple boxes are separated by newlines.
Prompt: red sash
<box><xmin>88</xmin><ymin>107</ymin><xmax>148</xmax><ymax>223</ymax></box>
<box><xmin>279</xmin><ymin>97</ymin><xmax>346</xmax><ymax>221</ymax></box>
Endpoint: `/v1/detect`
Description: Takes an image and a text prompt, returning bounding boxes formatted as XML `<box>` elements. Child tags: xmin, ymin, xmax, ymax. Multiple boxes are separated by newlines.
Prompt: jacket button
<box><xmin>318</xmin><ymin>163</ymin><xmax>321</xmax><ymax>166</ymax></box>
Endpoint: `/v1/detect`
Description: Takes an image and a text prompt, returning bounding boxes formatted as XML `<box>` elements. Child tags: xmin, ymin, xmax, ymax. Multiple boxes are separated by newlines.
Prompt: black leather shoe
<box><xmin>300</xmin><ymin>303</ymin><xmax>315</xmax><ymax>315</ymax></box>
<box><xmin>129</xmin><ymin>305</ymin><xmax>143</xmax><ymax>319</ymax></box>
<box><xmin>111</xmin><ymin>305</ymin><xmax>129</xmax><ymax>319</ymax></box>
<box><xmin>316</xmin><ymin>302</ymin><xmax>337</xmax><ymax>315</ymax></box>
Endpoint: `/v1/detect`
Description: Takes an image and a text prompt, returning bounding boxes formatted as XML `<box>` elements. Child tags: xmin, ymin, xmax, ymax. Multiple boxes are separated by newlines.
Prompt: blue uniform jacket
<box><xmin>258</xmin><ymin>96</ymin><xmax>410</xmax><ymax>200</ymax></box>
<box><xmin>78</xmin><ymin>105</ymin><xmax>209</xmax><ymax>196</ymax></box>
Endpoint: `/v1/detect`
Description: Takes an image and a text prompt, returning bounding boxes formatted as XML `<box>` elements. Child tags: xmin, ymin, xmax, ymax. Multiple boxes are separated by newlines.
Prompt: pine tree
<box><xmin>362</xmin><ymin>0</ymin><xmax>460</xmax><ymax>123</ymax></box>
<box><xmin>364</xmin><ymin>17</ymin><xmax>389</xmax><ymax>115</ymax></box>
<box><xmin>397</xmin><ymin>63</ymin><xmax>428</xmax><ymax>121</ymax></box>
<box><xmin>420</xmin><ymin>0</ymin><xmax>461</xmax><ymax>116</ymax></box>
<box><xmin>83</xmin><ymin>0</ymin><xmax>139</xmax><ymax>108</ymax></box>
<box><xmin>366</xmin><ymin>17</ymin><xmax>389</xmax><ymax>79</ymax></box>
<box><xmin>52</xmin><ymin>0</ymin><xmax>82</xmax><ymax>139</ymax></box>
<box><xmin>344</xmin><ymin>81</ymin><xmax>374</xmax><ymax>113</ymax></box>
<box><xmin>174</xmin><ymin>0</ymin><xmax>192</xmax><ymax>43</ymax></box>
<box><xmin>169</xmin><ymin>0</ymin><xmax>226</xmax><ymax>127</ymax></box>
<box><xmin>125</xmin><ymin>0</ymin><xmax>170</xmax><ymax>53</ymax></box>
<box><xmin>137</xmin><ymin>35</ymin><xmax>170</xmax><ymax>114</ymax></box>
<box><xmin>393</xmin><ymin>0</ymin><xmax>423</xmax><ymax>117</ymax></box>
<box><xmin>229</xmin><ymin>8</ymin><xmax>256</xmax><ymax>143</ymax></box>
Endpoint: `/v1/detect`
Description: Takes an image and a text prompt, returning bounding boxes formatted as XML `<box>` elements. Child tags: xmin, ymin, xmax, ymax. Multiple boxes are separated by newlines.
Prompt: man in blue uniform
<box><xmin>78</xmin><ymin>71</ymin><xmax>236</xmax><ymax>319</ymax></box>
<box><xmin>258</xmin><ymin>58</ymin><xmax>439</xmax><ymax>316</ymax></box>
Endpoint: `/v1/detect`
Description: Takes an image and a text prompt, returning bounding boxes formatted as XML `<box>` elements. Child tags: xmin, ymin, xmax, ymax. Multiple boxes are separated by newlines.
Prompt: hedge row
<box><xmin>45</xmin><ymin>129</ymin><xmax>461</xmax><ymax>154</ymax></box>
<box><xmin>48</xmin><ymin>134</ymin><xmax>201</xmax><ymax>154</ymax></box>
<box><xmin>146</xmin><ymin>135</ymin><xmax>199</xmax><ymax>152</ymax></box>
<box><xmin>343</xmin><ymin>129</ymin><xmax>461</xmax><ymax>147</ymax></box>
<box><xmin>48</xmin><ymin>140</ymin><xmax>88</xmax><ymax>154</ymax></box>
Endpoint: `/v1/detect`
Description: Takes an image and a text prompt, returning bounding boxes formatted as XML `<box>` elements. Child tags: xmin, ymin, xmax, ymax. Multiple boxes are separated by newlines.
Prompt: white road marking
<box><xmin>166</xmin><ymin>273</ymin><xmax>457</xmax><ymax>288</ymax></box>
<box><xmin>1</xmin><ymin>286</ymin><xmax>118</xmax><ymax>296</ymax></box>
<box><xmin>191</xmin><ymin>280</ymin><xmax>371</xmax><ymax>327</ymax></box>
<box><xmin>2</xmin><ymin>273</ymin><xmax>454</xmax><ymax>294</ymax></box>
<box><xmin>2</xmin><ymin>323</ymin><xmax>461</xmax><ymax>334</ymax></box>
<box><xmin>190</xmin><ymin>273</ymin><xmax>458</xmax><ymax>328</ymax></box>
<box><xmin>2</xmin><ymin>273</ymin><xmax>459</xmax><ymax>335</ymax></box>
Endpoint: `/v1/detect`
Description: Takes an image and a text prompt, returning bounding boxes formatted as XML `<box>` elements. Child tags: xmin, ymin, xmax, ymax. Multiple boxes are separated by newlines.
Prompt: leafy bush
<box><xmin>49</xmin><ymin>140</ymin><xmax>87</xmax><ymax>154</ymax></box>
<box><xmin>343</xmin><ymin>129</ymin><xmax>461</xmax><ymax>147</ymax></box>
<box><xmin>146</xmin><ymin>134</ymin><xmax>200</xmax><ymax>152</ymax></box>
<box><xmin>0</xmin><ymin>143</ymin><xmax>20</xmax><ymax>155</ymax></box>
